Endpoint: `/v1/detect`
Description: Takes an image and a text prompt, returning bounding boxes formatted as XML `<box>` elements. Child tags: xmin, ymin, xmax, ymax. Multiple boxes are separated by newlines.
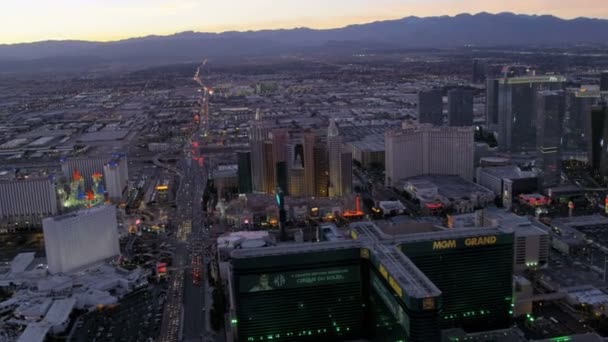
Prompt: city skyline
<box><xmin>4</xmin><ymin>0</ymin><xmax>608</xmax><ymax>340</ymax></box>
<box><xmin>2</xmin><ymin>0</ymin><xmax>608</xmax><ymax>44</ymax></box>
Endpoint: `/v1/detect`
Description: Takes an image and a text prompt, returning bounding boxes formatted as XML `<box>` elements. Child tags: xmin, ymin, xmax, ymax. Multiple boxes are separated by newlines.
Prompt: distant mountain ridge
<box><xmin>1</xmin><ymin>12</ymin><xmax>608</xmax><ymax>64</ymax></box>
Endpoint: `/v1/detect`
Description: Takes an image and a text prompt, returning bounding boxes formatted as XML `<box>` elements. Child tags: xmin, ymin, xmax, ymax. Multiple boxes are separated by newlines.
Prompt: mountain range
<box><xmin>1</xmin><ymin>12</ymin><xmax>608</xmax><ymax>67</ymax></box>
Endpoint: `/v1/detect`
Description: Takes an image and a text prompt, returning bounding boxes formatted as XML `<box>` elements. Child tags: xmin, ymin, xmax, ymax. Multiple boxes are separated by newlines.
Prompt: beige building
<box><xmin>385</xmin><ymin>124</ymin><xmax>474</xmax><ymax>186</ymax></box>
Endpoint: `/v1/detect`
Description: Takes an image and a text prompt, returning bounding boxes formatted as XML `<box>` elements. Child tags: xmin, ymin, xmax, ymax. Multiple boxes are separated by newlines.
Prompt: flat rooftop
<box><xmin>375</xmin><ymin>218</ymin><xmax>442</xmax><ymax>236</ymax></box>
<box><xmin>500</xmin><ymin>75</ymin><xmax>567</xmax><ymax>84</ymax></box>
<box><xmin>44</xmin><ymin>297</ymin><xmax>76</xmax><ymax>325</ymax></box>
<box><xmin>479</xmin><ymin>165</ymin><xmax>536</xmax><ymax>179</ymax></box>
<box><xmin>406</xmin><ymin>175</ymin><xmax>494</xmax><ymax>200</ymax></box>
<box><xmin>43</xmin><ymin>203</ymin><xmax>114</xmax><ymax>222</ymax></box>
<box><xmin>17</xmin><ymin>322</ymin><xmax>49</xmax><ymax>342</ymax></box>
<box><xmin>77</xmin><ymin>130</ymin><xmax>129</xmax><ymax>142</ymax></box>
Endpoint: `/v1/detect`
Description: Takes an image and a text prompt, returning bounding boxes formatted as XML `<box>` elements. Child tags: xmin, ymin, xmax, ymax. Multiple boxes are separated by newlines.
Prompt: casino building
<box><xmin>225</xmin><ymin>222</ymin><xmax>514</xmax><ymax>342</ymax></box>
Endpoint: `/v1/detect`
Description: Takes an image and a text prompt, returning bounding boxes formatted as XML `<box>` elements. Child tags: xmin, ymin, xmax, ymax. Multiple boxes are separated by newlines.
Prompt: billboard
<box><xmin>239</xmin><ymin>266</ymin><xmax>359</xmax><ymax>293</ymax></box>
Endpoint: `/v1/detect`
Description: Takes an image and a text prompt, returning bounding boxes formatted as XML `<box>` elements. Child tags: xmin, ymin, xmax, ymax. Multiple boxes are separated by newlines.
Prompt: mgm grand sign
<box><xmin>432</xmin><ymin>235</ymin><xmax>497</xmax><ymax>250</ymax></box>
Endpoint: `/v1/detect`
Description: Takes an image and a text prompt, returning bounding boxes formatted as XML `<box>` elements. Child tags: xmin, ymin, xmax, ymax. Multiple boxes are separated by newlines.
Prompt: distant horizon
<box><xmin>2</xmin><ymin>0</ymin><xmax>608</xmax><ymax>45</ymax></box>
<box><xmin>2</xmin><ymin>11</ymin><xmax>606</xmax><ymax>46</ymax></box>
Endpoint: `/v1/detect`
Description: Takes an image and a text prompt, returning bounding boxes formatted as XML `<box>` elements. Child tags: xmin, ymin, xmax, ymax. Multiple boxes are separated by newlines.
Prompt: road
<box><xmin>182</xmin><ymin>148</ymin><xmax>210</xmax><ymax>342</ymax></box>
<box><xmin>160</xmin><ymin>128</ymin><xmax>213</xmax><ymax>342</ymax></box>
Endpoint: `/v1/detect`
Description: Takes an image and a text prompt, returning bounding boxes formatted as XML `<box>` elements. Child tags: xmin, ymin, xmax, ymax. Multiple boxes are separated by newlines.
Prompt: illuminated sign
<box><xmin>433</xmin><ymin>240</ymin><xmax>457</xmax><ymax>250</ymax></box>
<box><xmin>464</xmin><ymin>236</ymin><xmax>497</xmax><ymax>247</ymax></box>
<box><xmin>156</xmin><ymin>262</ymin><xmax>167</xmax><ymax>276</ymax></box>
<box><xmin>238</xmin><ymin>266</ymin><xmax>359</xmax><ymax>293</ymax></box>
<box><xmin>432</xmin><ymin>236</ymin><xmax>497</xmax><ymax>250</ymax></box>
<box><xmin>275</xmin><ymin>193</ymin><xmax>281</xmax><ymax>206</ymax></box>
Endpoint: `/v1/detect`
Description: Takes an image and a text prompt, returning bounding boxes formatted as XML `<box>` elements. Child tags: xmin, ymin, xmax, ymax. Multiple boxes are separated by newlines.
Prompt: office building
<box><xmin>327</xmin><ymin>120</ymin><xmax>353</xmax><ymax>197</ymax></box>
<box><xmin>0</xmin><ymin>178</ymin><xmax>58</xmax><ymax>228</ymax></box>
<box><xmin>328</xmin><ymin>119</ymin><xmax>345</xmax><ymax>197</ymax></box>
<box><xmin>476</xmin><ymin>166</ymin><xmax>537</xmax><ymax>209</ymax></box>
<box><xmin>496</xmin><ymin>75</ymin><xmax>565</xmax><ymax>151</ymax></box>
<box><xmin>589</xmin><ymin>104</ymin><xmax>608</xmax><ymax>177</ymax></box>
<box><xmin>567</xmin><ymin>88</ymin><xmax>600</xmax><ymax>149</ymax></box>
<box><xmin>601</xmin><ymin>72</ymin><xmax>608</xmax><ymax>92</ymax></box>
<box><xmin>276</xmin><ymin>161</ymin><xmax>288</xmax><ymax>195</ymax></box>
<box><xmin>385</xmin><ymin>125</ymin><xmax>474</xmax><ymax>186</ymax></box>
<box><xmin>418</xmin><ymin>90</ymin><xmax>443</xmax><ymax>126</ymax></box>
<box><xmin>472</xmin><ymin>59</ymin><xmax>487</xmax><ymax>83</ymax></box>
<box><xmin>287</xmin><ymin>136</ymin><xmax>306</xmax><ymax>196</ymax></box>
<box><xmin>340</xmin><ymin>152</ymin><xmax>353</xmax><ymax>197</ymax></box>
<box><xmin>313</xmin><ymin>143</ymin><xmax>329</xmax><ymax>197</ymax></box>
<box><xmin>447</xmin><ymin>89</ymin><xmax>474</xmax><ymax>126</ymax></box>
<box><xmin>536</xmin><ymin>90</ymin><xmax>565</xmax><ymax>190</ymax></box>
<box><xmin>249</xmin><ymin>118</ymin><xmax>273</xmax><ymax>193</ymax></box>
<box><xmin>271</xmin><ymin>128</ymin><xmax>289</xmax><ymax>193</ymax></box>
<box><xmin>237</xmin><ymin>151</ymin><xmax>252</xmax><ymax>194</ymax></box>
<box><xmin>287</xmin><ymin>168</ymin><xmax>305</xmax><ymax>197</ymax></box>
<box><xmin>103</xmin><ymin>154</ymin><xmax>128</xmax><ymax>202</ymax></box>
<box><xmin>303</xmin><ymin>130</ymin><xmax>316</xmax><ymax>196</ymax></box>
<box><xmin>60</xmin><ymin>157</ymin><xmax>106</xmax><ymax>191</ymax></box>
<box><xmin>263</xmin><ymin>141</ymin><xmax>275</xmax><ymax>194</ymax></box>
<box><xmin>43</xmin><ymin>205</ymin><xmax>119</xmax><ymax>274</ymax></box>
<box><xmin>485</xmin><ymin>79</ymin><xmax>500</xmax><ymax>129</ymax></box>
<box><xmin>271</xmin><ymin>129</ymin><xmax>289</xmax><ymax>164</ymax></box>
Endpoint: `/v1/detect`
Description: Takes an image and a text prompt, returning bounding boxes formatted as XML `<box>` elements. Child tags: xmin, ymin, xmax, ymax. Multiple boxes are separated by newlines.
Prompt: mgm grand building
<box><xmin>224</xmin><ymin>223</ymin><xmax>514</xmax><ymax>342</ymax></box>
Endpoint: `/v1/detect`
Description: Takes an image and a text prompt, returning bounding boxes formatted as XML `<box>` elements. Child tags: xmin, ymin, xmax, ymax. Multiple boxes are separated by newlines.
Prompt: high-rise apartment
<box><xmin>536</xmin><ymin>91</ymin><xmax>565</xmax><ymax>190</ymax></box>
<box><xmin>496</xmin><ymin>75</ymin><xmax>565</xmax><ymax>151</ymax></box>
<box><xmin>447</xmin><ymin>89</ymin><xmax>474</xmax><ymax>126</ymax></box>
<box><xmin>0</xmin><ymin>178</ymin><xmax>58</xmax><ymax>228</ymax></box>
<box><xmin>103</xmin><ymin>154</ymin><xmax>128</xmax><ymax>202</ymax></box>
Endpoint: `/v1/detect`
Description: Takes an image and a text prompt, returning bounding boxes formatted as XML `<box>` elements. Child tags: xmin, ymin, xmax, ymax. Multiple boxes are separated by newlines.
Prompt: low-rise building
<box><xmin>476</xmin><ymin>165</ymin><xmax>537</xmax><ymax>209</ymax></box>
<box><xmin>403</xmin><ymin>175</ymin><xmax>495</xmax><ymax>214</ymax></box>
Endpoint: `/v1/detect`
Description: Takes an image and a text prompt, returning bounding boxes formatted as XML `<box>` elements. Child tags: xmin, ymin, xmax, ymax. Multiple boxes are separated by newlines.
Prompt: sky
<box><xmin>1</xmin><ymin>0</ymin><xmax>607</xmax><ymax>44</ymax></box>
